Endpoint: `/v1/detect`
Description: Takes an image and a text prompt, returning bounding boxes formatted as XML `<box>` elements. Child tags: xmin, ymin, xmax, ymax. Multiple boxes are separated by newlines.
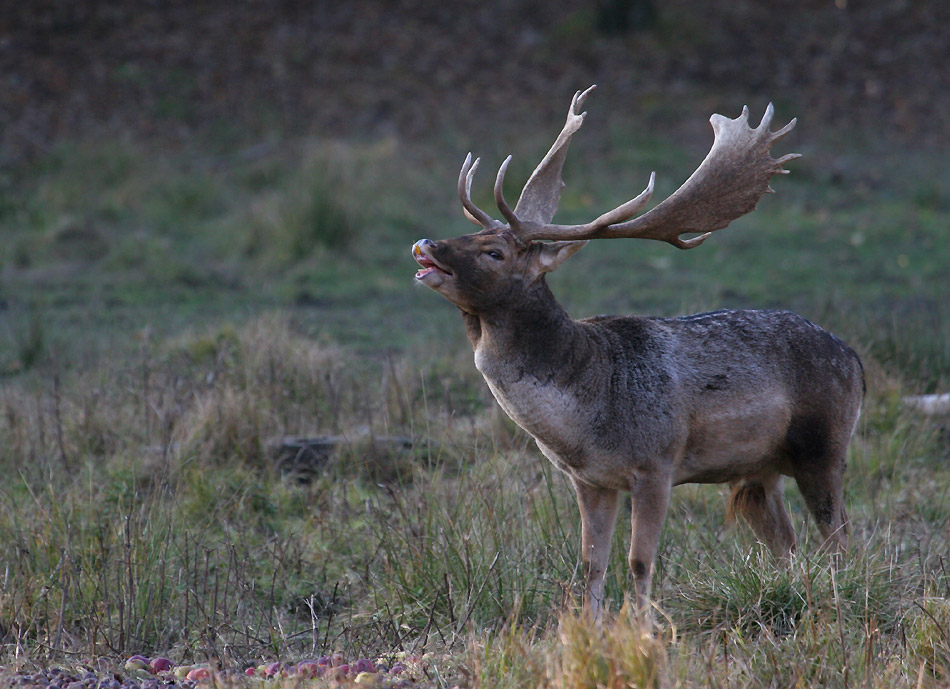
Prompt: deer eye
<box><xmin>486</xmin><ymin>250</ymin><xmax>504</xmax><ymax>261</ymax></box>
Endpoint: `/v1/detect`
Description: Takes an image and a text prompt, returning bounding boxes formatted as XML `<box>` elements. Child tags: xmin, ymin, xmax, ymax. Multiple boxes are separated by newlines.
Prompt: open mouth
<box><xmin>413</xmin><ymin>247</ymin><xmax>452</xmax><ymax>280</ymax></box>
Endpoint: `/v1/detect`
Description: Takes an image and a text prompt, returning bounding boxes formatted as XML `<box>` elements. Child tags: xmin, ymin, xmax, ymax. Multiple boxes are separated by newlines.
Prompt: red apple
<box><xmin>149</xmin><ymin>657</ymin><xmax>173</xmax><ymax>673</ymax></box>
<box><xmin>186</xmin><ymin>666</ymin><xmax>211</xmax><ymax>682</ymax></box>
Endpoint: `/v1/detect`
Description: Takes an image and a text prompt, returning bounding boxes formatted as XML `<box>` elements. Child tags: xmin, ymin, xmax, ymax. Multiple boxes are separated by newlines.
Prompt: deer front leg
<box><xmin>571</xmin><ymin>478</ymin><xmax>620</xmax><ymax>620</ymax></box>
<box><xmin>628</xmin><ymin>469</ymin><xmax>672</xmax><ymax>614</ymax></box>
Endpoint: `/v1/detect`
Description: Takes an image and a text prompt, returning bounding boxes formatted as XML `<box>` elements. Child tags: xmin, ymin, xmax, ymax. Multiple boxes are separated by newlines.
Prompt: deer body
<box><xmin>412</xmin><ymin>87</ymin><xmax>864</xmax><ymax>616</ymax></box>
<box><xmin>473</xmin><ymin>304</ymin><xmax>861</xmax><ymax>489</ymax></box>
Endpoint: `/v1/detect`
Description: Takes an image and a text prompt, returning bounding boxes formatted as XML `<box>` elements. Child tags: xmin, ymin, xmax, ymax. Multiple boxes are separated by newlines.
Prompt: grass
<box><xmin>0</xmin><ymin>102</ymin><xmax>948</xmax><ymax>687</ymax></box>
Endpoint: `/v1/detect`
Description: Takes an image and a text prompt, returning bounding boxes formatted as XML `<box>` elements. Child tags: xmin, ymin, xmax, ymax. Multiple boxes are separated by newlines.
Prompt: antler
<box><xmin>518</xmin><ymin>103</ymin><xmax>800</xmax><ymax>248</ymax></box>
<box><xmin>458</xmin><ymin>153</ymin><xmax>505</xmax><ymax>229</ymax></box>
<box><xmin>459</xmin><ymin>85</ymin><xmax>596</xmax><ymax>230</ymax></box>
<box><xmin>461</xmin><ymin>89</ymin><xmax>800</xmax><ymax>250</ymax></box>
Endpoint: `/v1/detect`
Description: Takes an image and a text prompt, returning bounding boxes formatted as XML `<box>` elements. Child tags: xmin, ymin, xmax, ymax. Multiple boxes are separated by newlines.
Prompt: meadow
<box><xmin>0</xmin><ymin>98</ymin><xmax>948</xmax><ymax>688</ymax></box>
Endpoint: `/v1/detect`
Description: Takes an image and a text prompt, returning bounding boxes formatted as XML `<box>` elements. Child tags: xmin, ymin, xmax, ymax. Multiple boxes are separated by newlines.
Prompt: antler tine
<box><xmin>586</xmin><ymin>172</ymin><xmax>657</xmax><ymax>227</ymax></box>
<box><xmin>458</xmin><ymin>152</ymin><xmax>502</xmax><ymax>229</ymax></box>
<box><xmin>494</xmin><ymin>155</ymin><xmax>521</xmax><ymax>229</ymax></box>
<box><xmin>763</xmin><ymin>104</ymin><xmax>801</xmax><ymax>177</ymax></box>
<box><xmin>515</xmin><ymin>172</ymin><xmax>656</xmax><ymax>242</ymax></box>
<box><xmin>758</xmin><ymin>102</ymin><xmax>773</xmax><ymax>131</ymax></box>
<box><xmin>773</xmin><ymin>151</ymin><xmax>802</xmax><ymax>171</ymax></box>
<box><xmin>494</xmin><ymin>85</ymin><xmax>596</xmax><ymax>235</ymax></box>
<box><xmin>572</xmin><ymin>84</ymin><xmax>596</xmax><ymax>114</ymax></box>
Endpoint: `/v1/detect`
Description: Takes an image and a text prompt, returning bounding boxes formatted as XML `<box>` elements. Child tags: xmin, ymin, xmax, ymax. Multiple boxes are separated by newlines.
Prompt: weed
<box><xmin>471</xmin><ymin>603</ymin><xmax>666</xmax><ymax>689</ymax></box>
<box><xmin>550</xmin><ymin>603</ymin><xmax>666</xmax><ymax>689</ymax></box>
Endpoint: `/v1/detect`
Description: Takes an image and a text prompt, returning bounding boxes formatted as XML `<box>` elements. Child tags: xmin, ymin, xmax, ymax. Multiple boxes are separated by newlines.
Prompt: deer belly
<box><xmin>674</xmin><ymin>394</ymin><xmax>792</xmax><ymax>484</ymax></box>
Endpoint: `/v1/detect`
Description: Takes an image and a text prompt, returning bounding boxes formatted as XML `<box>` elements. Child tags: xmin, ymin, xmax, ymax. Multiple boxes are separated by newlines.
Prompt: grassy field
<box><xmin>0</xmin><ymin>98</ymin><xmax>948</xmax><ymax>688</ymax></box>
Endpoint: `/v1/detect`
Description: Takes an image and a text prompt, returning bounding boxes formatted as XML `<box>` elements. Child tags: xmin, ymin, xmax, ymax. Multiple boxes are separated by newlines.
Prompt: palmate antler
<box><xmin>459</xmin><ymin>86</ymin><xmax>800</xmax><ymax>249</ymax></box>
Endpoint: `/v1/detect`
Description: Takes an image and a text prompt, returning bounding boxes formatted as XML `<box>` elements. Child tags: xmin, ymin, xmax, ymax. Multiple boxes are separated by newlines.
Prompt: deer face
<box><xmin>412</xmin><ymin>231</ymin><xmax>587</xmax><ymax>315</ymax></box>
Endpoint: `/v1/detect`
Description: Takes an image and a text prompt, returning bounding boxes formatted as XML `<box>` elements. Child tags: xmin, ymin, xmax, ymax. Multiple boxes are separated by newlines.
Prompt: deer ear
<box><xmin>533</xmin><ymin>240</ymin><xmax>589</xmax><ymax>274</ymax></box>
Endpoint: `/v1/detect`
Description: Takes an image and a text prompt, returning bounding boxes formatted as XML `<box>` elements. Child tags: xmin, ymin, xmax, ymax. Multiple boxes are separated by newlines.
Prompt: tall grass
<box><xmin>0</xmin><ymin>315</ymin><xmax>380</xmax><ymax>662</ymax></box>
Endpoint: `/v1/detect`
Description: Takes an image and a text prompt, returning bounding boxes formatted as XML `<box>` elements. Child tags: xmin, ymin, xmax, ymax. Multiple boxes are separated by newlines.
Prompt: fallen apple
<box><xmin>354</xmin><ymin>671</ymin><xmax>377</xmax><ymax>686</ymax></box>
<box><xmin>149</xmin><ymin>657</ymin><xmax>173</xmax><ymax>673</ymax></box>
<box><xmin>186</xmin><ymin>666</ymin><xmax>211</xmax><ymax>682</ymax></box>
<box><xmin>296</xmin><ymin>661</ymin><xmax>322</xmax><ymax>678</ymax></box>
<box><xmin>123</xmin><ymin>657</ymin><xmax>150</xmax><ymax>673</ymax></box>
<box><xmin>353</xmin><ymin>658</ymin><xmax>375</xmax><ymax>673</ymax></box>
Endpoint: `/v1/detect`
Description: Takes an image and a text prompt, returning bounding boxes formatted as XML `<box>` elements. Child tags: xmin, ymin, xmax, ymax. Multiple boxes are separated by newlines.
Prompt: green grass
<box><xmin>0</xmin><ymin>106</ymin><xmax>948</xmax><ymax>687</ymax></box>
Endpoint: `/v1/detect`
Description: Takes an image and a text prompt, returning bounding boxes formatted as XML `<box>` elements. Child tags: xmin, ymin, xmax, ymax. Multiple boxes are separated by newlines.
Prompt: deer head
<box><xmin>413</xmin><ymin>86</ymin><xmax>799</xmax><ymax>314</ymax></box>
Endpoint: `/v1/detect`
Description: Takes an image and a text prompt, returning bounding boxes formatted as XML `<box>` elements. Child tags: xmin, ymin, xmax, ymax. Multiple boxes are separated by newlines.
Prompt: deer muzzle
<box><xmin>412</xmin><ymin>239</ymin><xmax>452</xmax><ymax>282</ymax></box>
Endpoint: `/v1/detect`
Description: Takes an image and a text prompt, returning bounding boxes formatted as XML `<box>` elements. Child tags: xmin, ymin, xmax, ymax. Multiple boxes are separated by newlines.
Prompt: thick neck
<box><xmin>462</xmin><ymin>279</ymin><xmax>584</xmax><ymax>378</ymax></box>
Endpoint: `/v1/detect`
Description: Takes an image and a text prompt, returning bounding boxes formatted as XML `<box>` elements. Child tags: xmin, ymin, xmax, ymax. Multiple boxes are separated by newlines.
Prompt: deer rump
<box><xmin>412</xmin><ymin>86</ymin><xmax>865</xmax><ymax>618</ymax></box>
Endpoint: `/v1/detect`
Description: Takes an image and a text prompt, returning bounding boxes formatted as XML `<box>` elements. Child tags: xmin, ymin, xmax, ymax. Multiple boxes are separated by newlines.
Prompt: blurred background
<box><xmin>4</xmin><ymin>0</ymin><xmax>949</xmax><ymax>150</ymax></box>
<box><xmin>1</xmin><ymin>0</ymin><xmax>948</xmax><ymax>380</ymax></box>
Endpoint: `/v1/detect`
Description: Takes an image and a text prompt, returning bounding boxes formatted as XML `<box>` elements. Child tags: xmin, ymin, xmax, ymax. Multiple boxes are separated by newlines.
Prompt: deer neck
<box><xmin>467</xmin><ymin>282</ymin><xmax>583</xmax><ymax>385</ymax></box>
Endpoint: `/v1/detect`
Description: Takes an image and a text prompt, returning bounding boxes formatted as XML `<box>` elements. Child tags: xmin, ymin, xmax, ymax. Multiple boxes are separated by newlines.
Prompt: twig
<box><xmin>457</xmin><ymin>550</ymin><xmax>500</xmax><ymax>632</ymax></box>
<box><xmin>830</xmin><ymin>565</ymin><xmax>850</xmax><ymax>689</ymax></box>
<box><xmin>51</xmin><ymin>372</ymin><xmax>70</xmax><ymax>472</ymax></box>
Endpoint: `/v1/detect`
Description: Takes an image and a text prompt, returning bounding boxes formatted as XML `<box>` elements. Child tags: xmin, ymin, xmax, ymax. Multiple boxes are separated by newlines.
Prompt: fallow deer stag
<box><xmin>412</xmin><ymin>86</ymin><xmax>864</xmax><ymax>617</ymax></box>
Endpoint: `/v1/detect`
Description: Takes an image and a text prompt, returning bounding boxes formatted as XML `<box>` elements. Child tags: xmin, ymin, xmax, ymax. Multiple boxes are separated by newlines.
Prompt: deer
<box><xmin>411</xmin><ymin>86</ymin><xmax>865</xmax><ymax>619</ymax></box>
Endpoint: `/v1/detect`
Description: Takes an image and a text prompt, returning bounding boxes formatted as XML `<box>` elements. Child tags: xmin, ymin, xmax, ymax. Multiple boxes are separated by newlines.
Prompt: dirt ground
<box><xmin>2</xmin><ymin>0</ymin><xmax>948</xmax><ymax>162</ymax></box>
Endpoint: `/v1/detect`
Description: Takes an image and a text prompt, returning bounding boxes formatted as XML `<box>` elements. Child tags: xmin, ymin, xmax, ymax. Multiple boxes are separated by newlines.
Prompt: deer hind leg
<box><xmin>787</xmin><ymin>419</ymin><xmax>851</xmax><ymax>553</ymax></box>
<box><xmin>571</xmin><ymin>479</ymin><xmax>620</xmax><ymax>620</ymax></box>
<box><xmin>727</xmin><ymin>473</ymin><xmax>796</xmax><ymax>560</ymax></box>
<box><xmin>793</xmin><ymin>459</ymin><xmax>849</xmax><ymax>552</ymax></box>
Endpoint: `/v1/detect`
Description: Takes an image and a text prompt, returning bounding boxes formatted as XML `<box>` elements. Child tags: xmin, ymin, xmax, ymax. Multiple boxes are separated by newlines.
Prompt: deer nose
<box><xmin>412</xmin><ymin>239</ymin><xmax>434</xmax><ymax>257</ymax></box>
